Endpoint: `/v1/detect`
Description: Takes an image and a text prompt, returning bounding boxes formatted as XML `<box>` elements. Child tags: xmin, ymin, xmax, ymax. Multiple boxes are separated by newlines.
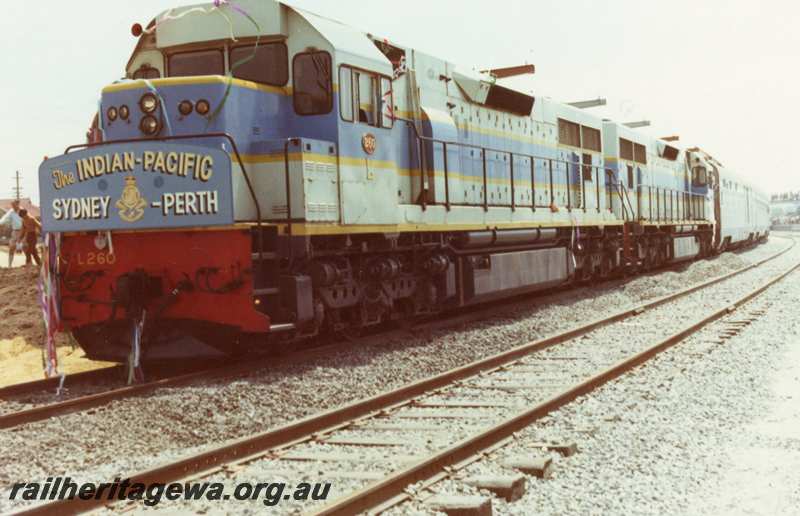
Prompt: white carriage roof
<box><xmin>152</xmin><ymin>0</ymin><xmax>392</xmax><ymax>75</ymax></box>
<box><xmin>153</xmin><ymin>0</ymin><xmax>287</xmax><ymax>48</ymax></box>
<box><xmin>288</xmin><ymin>4</ymin><xmax>393</xmax><ymax>75</ymax></box>
<box><xmin>602</xmin><ymin>120</ymin><xmax>650</xmax><ymax>144</ymax></box>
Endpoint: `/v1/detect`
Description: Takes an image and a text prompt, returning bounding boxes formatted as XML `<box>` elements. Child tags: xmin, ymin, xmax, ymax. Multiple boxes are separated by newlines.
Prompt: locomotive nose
<box><xmin>99</xmin><ymin>80</ymin><xmax>227</xmax><ymax>141</ymax></box>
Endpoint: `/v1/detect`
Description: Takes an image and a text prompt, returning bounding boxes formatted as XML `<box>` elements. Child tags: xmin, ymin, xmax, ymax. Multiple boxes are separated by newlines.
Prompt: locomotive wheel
<box><xmin>599</xmin><ymin>252</ymin><xmax>614</xmax><ymax>279</ymax></box>
<box><xmin>642</xmin><ymin>243</ymin><xmax>655</xmax><ymax>271</ymax></box>
<box><xmin>337</xmin><ymin>325</ymin><xmax>363</xmax><ymax>342</ymax></box>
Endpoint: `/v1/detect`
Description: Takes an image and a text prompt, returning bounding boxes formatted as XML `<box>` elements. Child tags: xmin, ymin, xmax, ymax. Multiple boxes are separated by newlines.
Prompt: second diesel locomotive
<box><xmin>39</xmin><ymin>0</ymin><xmax>771</xmax><ymax>363</ymax></box>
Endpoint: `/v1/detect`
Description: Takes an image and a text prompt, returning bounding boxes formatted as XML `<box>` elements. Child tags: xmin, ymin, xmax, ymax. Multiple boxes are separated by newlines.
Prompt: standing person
<box><xmin>19</xmin><ymin>209</ymin><xmax>41</xmax><ymax>266</ymax></box>
<box><xmin>0</xmin><ymin>200</ymin><xmax>22</xmax><ymax>267</ymax></box>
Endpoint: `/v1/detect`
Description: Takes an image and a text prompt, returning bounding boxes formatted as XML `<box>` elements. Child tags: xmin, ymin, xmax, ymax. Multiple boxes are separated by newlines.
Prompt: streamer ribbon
<box><xmin>145</xmin><ymin>4</ymin><xmax>237</xmax><ymax>42</ymax></box>
<box><xmin>204</xmin><ymin>1</ymin><xmax>262</xmax><ymax>128</ymax></box>
<box><xmin>39</xmin><ymin>233</ymin><xmax>61</xmax><ymax>378</ymax></box>
<box><xmin>127</xmin><ymin>311</ymin><xmax>146</xmax><ymax>385</ymax></box>
<box><xmin>138</xmin><ymin>1</ymin><xmax>262</xmax><ymax>130</ymax></box>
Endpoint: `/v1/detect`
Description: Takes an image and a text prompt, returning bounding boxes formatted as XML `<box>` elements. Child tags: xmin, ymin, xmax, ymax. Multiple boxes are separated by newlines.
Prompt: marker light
<box><xmin>107</xmin><ymin>107</ymin><xmax>118</xmax><ymax>122</ymax></box>
<box><xmin>119</xmin><ymin>105</ymin><xmax>130</xmax><ymax>120</ymax></box>
<box><xmin>131</xmin><ymin>23</ymin><xmax>143</xmax><ymax>37</ymax></box>
<box><xmin>195</xmin><ymin>99</ymin><xmax>211</xmax><ymax>116</ymax></box>
<box><xmin>140</xmin><ymin>115</ymin><xmax>160</xmax><ymax>135</ymax></box>
<box><xmin>178</xmin><ymin>100</ymin><xmax>193</xmax><ymax>116</ymax></box>
<box><xmin>139</xmin><ymin>93</ymin><xmax>158</xmax><ymax>113</ymax></box>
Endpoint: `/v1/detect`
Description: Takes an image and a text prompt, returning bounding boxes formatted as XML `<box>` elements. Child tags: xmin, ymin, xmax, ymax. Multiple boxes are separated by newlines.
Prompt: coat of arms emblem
<box><xmin>362</xmin><ymin>133</ymin><xmax>377</xmax><ymax>155</ymax></box>
<box><xmin>116</xmin><ymin>175</ymin><xmax>147</xmax><ymax>222</ymax></box>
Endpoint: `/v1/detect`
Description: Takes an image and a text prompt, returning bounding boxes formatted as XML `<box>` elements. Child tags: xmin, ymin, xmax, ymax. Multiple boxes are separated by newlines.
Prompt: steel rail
<box><xmin>318</xmin><ymin>239</ymin><xmax>800</xmax><ymax>515</ymax></box>
<box><xmin>16</xmin><ymin>237</ymin><xmax>793</xmax><ymax>515</ymax></box>
<box><xmin>0</xmin><ymin>364</ymin><xmax>241</xmax><ymax>431</ymax></box>
<box><xmin>0</xmin><ymin>364</ymin><xmax>254</xmax><ymax>429</ymax></box>
<box><xmin>0</xmin><ymin>367</ymin><xmax>121</xmax><ymax>399</ymax></box>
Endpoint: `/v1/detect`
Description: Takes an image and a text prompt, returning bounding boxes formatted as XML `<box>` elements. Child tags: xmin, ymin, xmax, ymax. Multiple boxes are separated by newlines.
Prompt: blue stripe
<box><xmin>102</xmin><ymin>82</ymin><xmax>703</xmax><ymax>194</ymax></box>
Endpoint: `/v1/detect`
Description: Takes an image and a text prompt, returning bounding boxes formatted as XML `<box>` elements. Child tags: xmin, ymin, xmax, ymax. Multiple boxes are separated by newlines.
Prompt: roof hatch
<box><xmin>452</xmin><ymin>70</ymin><xmax>534</xmax><ymax>116</ymax></box>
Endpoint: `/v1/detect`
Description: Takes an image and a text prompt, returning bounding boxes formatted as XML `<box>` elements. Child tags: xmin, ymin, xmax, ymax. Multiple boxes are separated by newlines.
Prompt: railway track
<box><xmin>1</xmin><ymin>241</ymin><xmax>770</xmax><ymax>433</ymax></box>
<box><xmin>0</xmin><ymin>366</ymin><xmax>121</xmax><ymax>399</ymax></box>
<box><xmin>0</xmin><ymin>341</ymin><xmax>357</xmax><ymax>431</ymax></box>
<box><xmin>13</xmin><ymin>236</ymin><xmax>798</xmax><ymax>515</ymax></box>
<box><xmin>0</xmin><ymin>363</ymin><xmax>236</xmax><ymax>430</ymax></box>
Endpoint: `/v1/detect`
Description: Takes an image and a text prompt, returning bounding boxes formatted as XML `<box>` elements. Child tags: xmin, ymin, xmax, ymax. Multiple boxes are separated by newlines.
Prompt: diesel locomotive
<box><xmin>38</xmin><ymin>0</ymin><xmax>771</xmax><ymax>363</ymax></box>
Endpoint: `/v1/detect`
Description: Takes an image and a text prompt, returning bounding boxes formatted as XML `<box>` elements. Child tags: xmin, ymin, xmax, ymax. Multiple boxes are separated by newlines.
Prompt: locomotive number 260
<box><xmin>75</xmin><ymin>252</ymin><xmax>117</xmax><ymax>266</ymax></box>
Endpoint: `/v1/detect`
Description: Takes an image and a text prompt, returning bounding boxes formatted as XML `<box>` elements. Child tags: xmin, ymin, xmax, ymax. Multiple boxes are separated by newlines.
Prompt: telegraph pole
<box><xmin>12</xmin><ymin>170</ymin><xmax>21</xmax><ymax>201</ymax></box>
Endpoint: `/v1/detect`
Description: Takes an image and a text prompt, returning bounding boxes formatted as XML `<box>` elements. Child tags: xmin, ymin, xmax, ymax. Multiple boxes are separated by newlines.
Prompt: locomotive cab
<box><xmin>40</xmin><ymin>0</ymin><xmax>415</xmax><ymax>363</ymax></box>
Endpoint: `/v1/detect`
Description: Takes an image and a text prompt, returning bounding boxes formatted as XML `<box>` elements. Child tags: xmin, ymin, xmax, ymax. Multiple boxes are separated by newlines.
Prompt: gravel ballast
<box><xmin>0</xmin><ymin>238</ymin><xmax>791</xmax><ymax>513</ymax></box>
<box><xmin>158</xmin><ymin>236</ymin><xmax>800</xmax><ymax>515</ymax></box>
<box><xmin>390</xmin><ymin>247</ymin><xmax>800</xmax><ymax>515</ymax></box>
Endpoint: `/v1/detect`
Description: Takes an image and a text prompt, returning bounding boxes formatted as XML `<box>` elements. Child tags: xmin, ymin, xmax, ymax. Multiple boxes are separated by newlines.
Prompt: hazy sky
<box><xmin>2</xmin><ymin>0</ymin><xmax>798</xmax><ymax>203</ymax></box>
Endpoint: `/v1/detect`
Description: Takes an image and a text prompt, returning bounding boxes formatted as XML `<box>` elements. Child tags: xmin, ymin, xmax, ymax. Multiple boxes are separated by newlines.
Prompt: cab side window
<box><xmin>339</xmin><ymin>67</ymin><xmax>354</xmax><ymax>122</ymax></box>
<box><xmin>168</xmin><ymin>49</ymin><xmax>224</xmax><ymax>77</ymax></box>
<box><xmin>293</xmin><ymin>51</ymin><xmax>332</xmax><ymax>116</ymax></box>
<box><xmin>339</xmin><ymin>65</ymin><xmax>393</xmax><ymax>128</ymax></box>
<box><xmin>356</xmin><ymin>71</ymin><xmax>377</xmax><ymax>125</ymax></box>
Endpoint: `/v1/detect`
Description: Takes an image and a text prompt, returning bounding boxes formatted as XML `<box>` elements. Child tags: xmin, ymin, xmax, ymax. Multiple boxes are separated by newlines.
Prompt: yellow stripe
<box><xmin>640</xmin><ymin>220</ymin><xmax>709</xmax><ymax>226</ymax></box>
<box><xmin>64</xmin><ymin>219</ymin><xmax>708</xmax><ymax>239</ymax></box>
<box><xmin>239</xmin><ymin>152</ymin><xmax>337</xmax><ymax>165</ymax></box>
<box><xmin>339</xmin><ymin>156</ymin><xmax>397</xmax><ymax>169</ymax></box>
<box><xmin>239</xmin><ymin>153</ymin><xmax>395</xmax><ymax>169</ymax></box>
<box><xmin>103</xmin><ymin>76</ymin><xmax>341</xmax><ymax>96</ymax></box>
<box><xmin>239</xmin><ymin>151</ymin><xmax>693</xmax><ymax>194</ymax></box>
<box><xmin>238</xmin><ymin>151</ymin><xmax>609</xmax><ymax>189</ymax></box>
<box><xmin>62</xmin><ymin>223</ymin><xmax>253</xmax><ymax>237</ymax></box>
<box><xmin>103</xmin><ymin>76</ymin><xmax>292</xmax><ymax>95</ymax></box>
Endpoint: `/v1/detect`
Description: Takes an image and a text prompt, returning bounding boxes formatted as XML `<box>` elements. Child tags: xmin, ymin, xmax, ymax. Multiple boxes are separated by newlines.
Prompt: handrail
<box><xmin>399</xmin><ymin>119</ymin><xmax>708</xmax><ymax>224</ymax></box>
<box><xmin>622</xmin><ymin>185</ymin><xmax>634</xmax><ymax>220</ymax></box>
<box><xmin>603</xmin><ymin>169</ymin><xmax>635</xmax><ymax>222</ymax></box>
<box><xmin>400</xmin><ymin>118</ymin><xmax>617</xmax><ymax>213</ymax></box>
<box><xmin>636</xmin><ymin>184</ymin><xmax>707</xmax><ymax>223</ymax></box>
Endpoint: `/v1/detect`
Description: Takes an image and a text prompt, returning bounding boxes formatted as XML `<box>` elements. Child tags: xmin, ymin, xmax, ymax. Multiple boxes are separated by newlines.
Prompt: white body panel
<box><xmin>673</xmin><ymin>236</ymin><xmax>700</xmax><ymax>261</ymax></box>
<box><xmin>718</xmin><ymin>168</ymin><xmax>770</xmax><ymax>245</ymax></box>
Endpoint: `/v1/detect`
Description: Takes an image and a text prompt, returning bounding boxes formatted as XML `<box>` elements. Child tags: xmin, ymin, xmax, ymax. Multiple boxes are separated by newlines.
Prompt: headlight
<box><xmin>119</xmin><ymin>105</ymin><xmax>130</xmax><ymax>120</ymax></box>
<box><xmin>139</xmin><ymin>93</ymin><xmax>158</xmax><ymax>113</ymax></box>
<box><xmin>195</xmin><ymin>99</ymin><xmax>210</xmax><ymax>116</ymax></box>
<box><xmin>178</xmin><ymin>100</ymin><xmax>193</xmax><ymax>116</ymax></box>
<box><xmin>139</xmin><ymin>115</ymin><xmax>160</xmax><ymax>135</ymax></box>
<box><xmin>107</xmin><ymin>106</ymin><xmax>118</xmax><ymax>122</ymax></box>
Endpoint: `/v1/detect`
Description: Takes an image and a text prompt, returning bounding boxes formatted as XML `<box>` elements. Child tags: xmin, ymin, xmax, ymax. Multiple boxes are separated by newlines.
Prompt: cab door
<box><xmin>338</xmin><ymin>65</ymin><xmax>398</xmax><ymax>224</ymax></box>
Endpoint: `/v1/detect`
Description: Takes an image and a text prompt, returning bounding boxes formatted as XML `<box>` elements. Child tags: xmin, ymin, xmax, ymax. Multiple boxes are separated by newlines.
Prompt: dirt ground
<box><xmin>0</xmin><ymin>246</ymin><xmax>26</xmax><ymax>268</ymax></box>
<box><xmin>0</xmin><ymin>265</ymin><xmax>113</xmax><ymax>388</ymax></box>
